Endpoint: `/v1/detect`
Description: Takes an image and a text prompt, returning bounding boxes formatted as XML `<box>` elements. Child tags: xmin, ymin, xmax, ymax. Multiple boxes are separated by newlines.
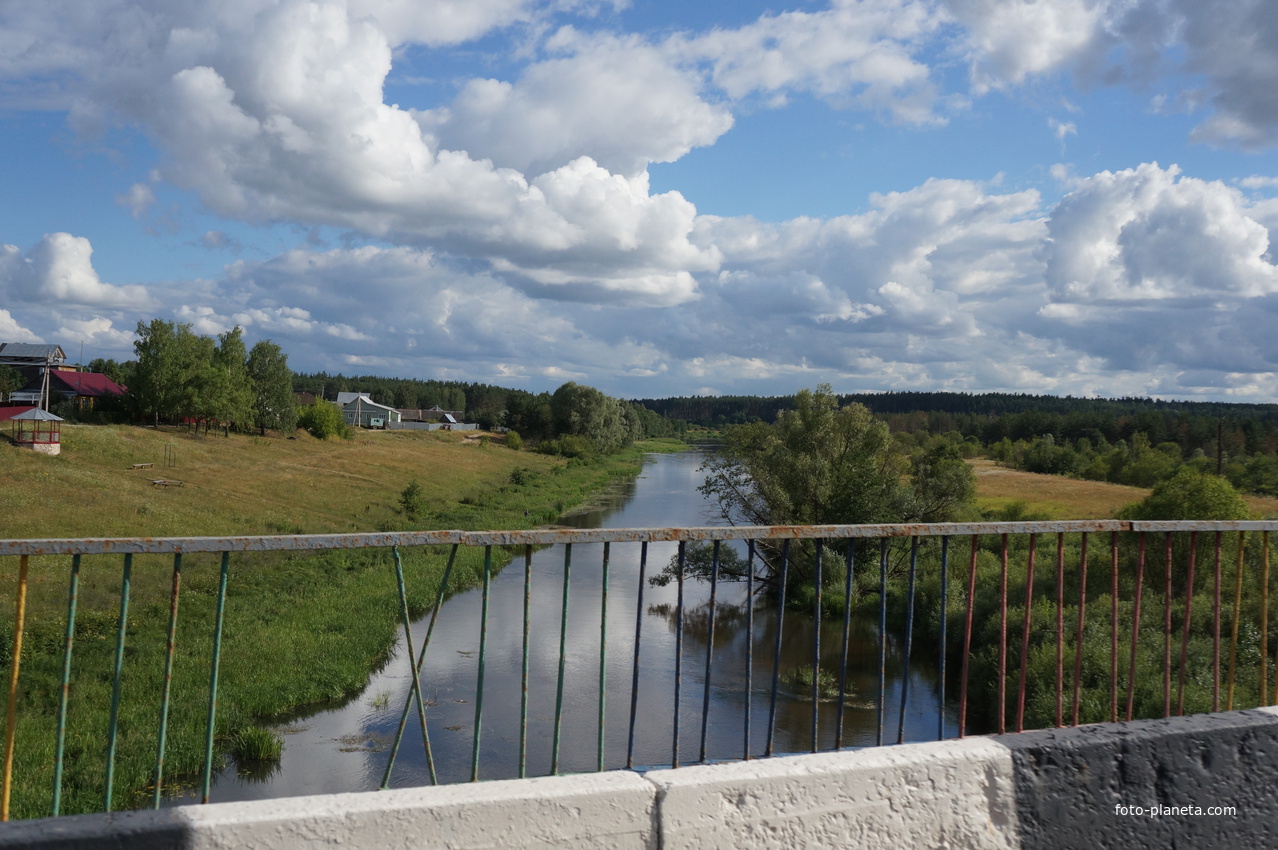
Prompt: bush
<box><xmin>505</xmin><ymin>430</ymin><xmax>523</xmax><ymax>451</ymax></box>
<box><xmin>399</xmin><ymin>480</ymin><xmax>426</xmax><ymax>518</ymax></box>
<box><xmin>1117</xmin><ymin>469</ymin><xmax>1250</xmax><ymax>521</ymax></box>
<box><xmin>537</xmin><ymin>434</ymin><xmax>596</xmax><ymax>459</ymax></box>
<box><xmin>297</xmin><ymin>401</ymin><xmax>350</xmax><ymax>440</ymax></box>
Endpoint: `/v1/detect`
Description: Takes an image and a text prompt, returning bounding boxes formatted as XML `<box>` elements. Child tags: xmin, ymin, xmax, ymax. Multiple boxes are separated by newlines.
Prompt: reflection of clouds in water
<box><xmin>196</xmin><ymin>451</ymin><xmax>956</xmax><ymax>804</ymax></box>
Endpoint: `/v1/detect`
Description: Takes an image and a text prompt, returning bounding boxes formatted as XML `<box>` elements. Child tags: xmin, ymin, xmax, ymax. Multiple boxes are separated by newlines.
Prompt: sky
<box><xmin>2</xmin><ymin>0</ymin><xmax>1278</xmax><ymax>402</ymax></box>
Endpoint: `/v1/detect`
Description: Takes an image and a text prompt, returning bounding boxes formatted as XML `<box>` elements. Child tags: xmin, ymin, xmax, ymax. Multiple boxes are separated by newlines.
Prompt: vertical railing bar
<box><xmin>811</xmin><ymin>539</ymin><xmax>823</xmax><ymax>753</ymax></box>
<box><xmin>626</xmin><ymin>542</ymin><xmax>647</xmax><ymax>770</ymax></box>
<box><xmin>1126</xmin><ymin>534</ymin><xmax>1146</xmax><ymax>722</ymax></box>
<box><xmin>877</xmin><ymin>538</ymin><xmax>888</xmax><ymax>747</ymax></box>
<box><xmin>520</xmin><ymin>544</ymin><xmax>532</xmax><ymax>779</ymax></box>
<box><xmin>1071</xmin><ymin>533</ymin><xmax>1088</xmax><ymax>727</ymax></box>
<box><xmin>598</xmin><ymin>542</ymin><xmax>610</xmax><ymax>773</ymax></box>
<box><xmin>1176</xmin><ymin>532</ymin><xmax>1198</xmax><ymax>717</ymax></box>
<box><xmin>937</xmin><ymin>537</ymin><xmax>949</xmax><ymax>742</ymax></box>
<box><xmin>836</xmin><ymin>539</ymin><xmax>855</xmax><ymax>749</ymax></box>
<box><xmin>383</xmin><ymin>544</ymin><xmax>456</xmax><ymax>789</ymax></box>
<box><xmin>1055</xmin><ymin>532</ymin><xmax>1064</xmax><ymax>728</ymax></box>
<box><xmin>1</xmin><ymin>554</ymin><xmax>29</xmax><ymax>823</ymax></box>
<box><xmin>199</xmin><ymin>552</ymin><xmax>231</xmax><ymax>805</ymax></box>
<box><xmin>152</xmin><ymin>553</ymin><xmax>183</xmax><ymax>808</ymax></box>
<box><xmin>997</xmin><ymin>534</ymin><xmax>1008</xmax><ymax>735</ymax></box>
<box><xmin>1110</xmin><ymin>531</ymin><xmax>1119</xmax><ymax>724</ymax></box>
<box><xmin>1163</xmin><ymin>532</ymin><xmax>1174</xmax><ymax>718</ymax></box>
<box><xmin>1016</xmin><ymin>534</ymin><xmax>1036</xmax><ymax>734</ymax></box>
<box><xmin>1212</xmin><ymin>531</ymin><xmax>1222</xmax><ymax>712</ymax></box>
<box><xmin>699</xmin><ymin>541</ymin><xmax>719</xmax><ymax>765</ymax></box>
<box><xmin>390</xmin><ymin>547</ymin><xmax>435</xmax><ymax>790</ymax></box>
<box><xmin>958</xmin><ymin>536</ymin><xmax>979</xmax><ymax>738</ymax></box>
<box><xmin>743</xmin><ymin>541</ymin><xmax>755</xmax><ymax>761</ymax></box>
<box><xmin>104</xmin><ymin>553</ymin><xmax>133</xmax><ymax>812</ymax></box>
<box><xmin>51</xmin><ymin>554</ymin><xmax>81</xmax><ymax>816</ymax></box>
<box><xmin>551</xmin><ymin>543</ymin><xmax>572</xmax><ymax>775</ymax></box>
<box><xmin>672</xmin><ymin>541</ymin><xmax>685</xmax><ymax>768</ymax></box>
<box><xmin>470</xmin><ymin>545</ymin><xmax>493</xmax><ymax>782</ymax></box>
<box><xmin>765</xmin><ymin>541</ymin><xmax>789</xmax><ymax>758</ymax></box>
<box><xmin>1264</xmin><ymin>532</ymin><xmax>1272</xmax><ymax>707</ymax></box>
<box><xmin>1227</xmin><ymin>532</ymin><xmax>1245</xmax><ymax>711</ymax></box>
<box><xmin>896</xmin><ymin>537</ymin><xmax>918</xmax><ymax>745</ymax></box>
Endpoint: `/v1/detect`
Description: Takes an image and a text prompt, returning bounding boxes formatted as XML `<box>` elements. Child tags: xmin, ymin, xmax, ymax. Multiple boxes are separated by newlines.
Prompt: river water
<box><xmin>193</xmin><ymin>449</ymin><xmax>955</xmax><ymax>803</ymax></box>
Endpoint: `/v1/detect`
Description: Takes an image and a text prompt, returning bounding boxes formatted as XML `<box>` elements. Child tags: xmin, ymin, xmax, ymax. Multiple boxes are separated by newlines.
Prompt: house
<box><xmin>46</xmin><ymin>371</ymin><xmax>127</xmax><ymax>410</ymax></box>
<box><xmin>0</xmin><ymin>343</ymin><xmax>67</xmax><ymax>408</ymax></box>
<box><xmin>397</xmin><ymin>405</ymin><xmax>466</xmax><ymax>423</ymax></box>
<box><xmin>337</xmin><ymin>393</ymin><xmax>402</xmax><ymax>428</ymax></box>
<box><xmin>0</xmin><ymin>343</ymin><xmax>67</xmax><ymax>377</ymax></box>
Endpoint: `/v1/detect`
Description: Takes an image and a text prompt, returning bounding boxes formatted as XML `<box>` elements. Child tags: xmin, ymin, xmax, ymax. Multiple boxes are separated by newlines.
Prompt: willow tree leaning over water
<box><xmin>654</xmin><ymin>384</ymin><xmax>976</xmax><ymax>609</ymax></box>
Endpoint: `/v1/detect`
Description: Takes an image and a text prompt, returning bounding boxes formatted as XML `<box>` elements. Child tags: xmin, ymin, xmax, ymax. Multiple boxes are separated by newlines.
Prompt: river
<box><xmin>191</xmin><ymin>449</ymin><xmax>956</xmax><ymax>803</ymax></box>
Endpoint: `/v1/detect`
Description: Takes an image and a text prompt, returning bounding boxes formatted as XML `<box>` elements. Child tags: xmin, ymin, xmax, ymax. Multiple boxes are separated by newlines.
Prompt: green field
<box><xmin>971</xmin><ymin>458</ymin><xmax>1278</xmax><ymax>519</ymax></box>
<box><xmin>0</xmin><ymin>425</ymin><xmax>682</xmax><ymax>818</ymax></box>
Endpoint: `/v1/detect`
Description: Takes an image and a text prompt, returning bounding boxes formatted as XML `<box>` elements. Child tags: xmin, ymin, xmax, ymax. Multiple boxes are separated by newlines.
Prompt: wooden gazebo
<box><xmin>10</xmin><ymin>407</ymin><xmax>62</xmax><ymax>455</ymax></box>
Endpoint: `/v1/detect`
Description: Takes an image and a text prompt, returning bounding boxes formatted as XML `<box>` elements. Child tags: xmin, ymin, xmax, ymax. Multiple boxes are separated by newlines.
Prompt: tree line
<box><xmin>69</xmin><ymin>321</ymin><xmax>682</xmax><ymax>453</ymax></box>
<box><xmin>638</xmin><ymin>390</ymin><xmax>1278</xmax><ymax>499</ymax></box>
<box><xmin>127</xmin><ymin>319</ymin><xmax>298</xmax><ymax>436</ymax></box>
<box><xmin>671</xmin><ymin>385</ymin><xmax>1266</xmax><ymax>731</ymax></box>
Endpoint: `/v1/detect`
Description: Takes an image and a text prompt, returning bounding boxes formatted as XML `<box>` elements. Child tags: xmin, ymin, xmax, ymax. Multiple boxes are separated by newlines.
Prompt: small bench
<box><xmin>150</xmin><ymin>479</ymin><xmax>184</xmax><ymax>488</ymax></box>
<box><xmin>131</xmin><ymin>462</ymin><xmax>155</xmax><ymax>470</ymax></box>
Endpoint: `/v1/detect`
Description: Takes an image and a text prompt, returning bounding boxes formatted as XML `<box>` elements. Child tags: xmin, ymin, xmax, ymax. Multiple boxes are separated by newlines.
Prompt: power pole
<box><xmin>1217</xmin><ymin>419</ymin><xmax>1224</xmax><ymax>476</ymax></box>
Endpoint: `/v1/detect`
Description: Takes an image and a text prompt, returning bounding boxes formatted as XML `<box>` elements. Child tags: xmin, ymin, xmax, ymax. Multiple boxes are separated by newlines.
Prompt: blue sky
<box><xmin>2</xmin><ymin>0</ymin><xmax>1278</xmax><ymax>401</ymax></box>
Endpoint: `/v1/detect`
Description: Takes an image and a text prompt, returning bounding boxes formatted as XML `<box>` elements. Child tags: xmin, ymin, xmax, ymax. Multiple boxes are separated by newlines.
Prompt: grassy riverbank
<box><xmin>0</xmin><ymin>425</ymin><xmax>683</xmax><ymax>818</ymax></box>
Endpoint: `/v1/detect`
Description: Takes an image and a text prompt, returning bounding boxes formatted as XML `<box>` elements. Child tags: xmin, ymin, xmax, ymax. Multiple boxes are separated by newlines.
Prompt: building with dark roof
<box><xmin>47</xmin><ymin>371</ymin><xmax>127</xmax><ymax>410</ymax></box>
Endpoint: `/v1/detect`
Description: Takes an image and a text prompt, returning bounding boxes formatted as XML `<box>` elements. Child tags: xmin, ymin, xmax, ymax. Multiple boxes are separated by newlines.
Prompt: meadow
<box><xmin>970</xmin><ymin>458</ymin><xmax>1278</xmax><ymax>519</ymax></box>
<box><xmin>0</xmin><ymin>424</ymin><xmax>681</xmax><ymax>818</ymax></box>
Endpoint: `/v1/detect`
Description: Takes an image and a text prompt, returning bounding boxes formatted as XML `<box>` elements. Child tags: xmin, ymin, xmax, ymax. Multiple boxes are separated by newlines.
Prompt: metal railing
<box><xmin>2</xmin><ymin>520</ymin><xmax>1276</xmax><ymax>820</ymax></box>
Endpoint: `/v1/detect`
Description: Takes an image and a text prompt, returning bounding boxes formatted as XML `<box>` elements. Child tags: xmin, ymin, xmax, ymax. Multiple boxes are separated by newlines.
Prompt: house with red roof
<box><xmin>46</xmin><ymin>371</ymin><xmax>127</xmax><ymax>411</ymax></box>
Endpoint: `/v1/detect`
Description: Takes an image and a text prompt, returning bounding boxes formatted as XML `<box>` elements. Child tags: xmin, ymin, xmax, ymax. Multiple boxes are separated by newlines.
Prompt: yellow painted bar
<box><xmin>3</xmin><ymin>555</ymin><xmax>31</xmax><ymax>821</ymax></box>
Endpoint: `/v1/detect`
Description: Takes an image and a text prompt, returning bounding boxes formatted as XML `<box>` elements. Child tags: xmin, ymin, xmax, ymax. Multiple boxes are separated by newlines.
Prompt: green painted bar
<box><xmin>200</xmin><ymin>553</ymin><xmax>231</xmax><ymax>804</ymax></box>
<box><xmin>551</xmin><ymin>544</ymin><xmax>572</xmax><ymax>776</ymax></box>
<box><xmin>392</xmin><ymin>547</ymin><xmax>435</xmax><ymax>790</ymax></box>
<box><xmin>51</xmin><ymin>555</ymin><xmax>81</xmax><ymax>816</ymax></box>
<box><xmin>103</xmin><ymin>554</ymin><xmax>132</xmax><ymax>812</ymax></box>
<box><xmin>152</xmin><ymin>554</ymin><xmax>183</xmax><ymax>808</ymax></box>
<box><xmin>519</xmin><ymin>545</ymin><xmax>532</xmax><ymax>779</ymax></box>
<box><xmin>470</xmin><ymin>546</ymin><xmax>493</xmax><ymax>783</ymax></box>
<box><xmin>381</xmin><ymin>544</ymin><xmax>455</xmax><ymax>790</ymax></box>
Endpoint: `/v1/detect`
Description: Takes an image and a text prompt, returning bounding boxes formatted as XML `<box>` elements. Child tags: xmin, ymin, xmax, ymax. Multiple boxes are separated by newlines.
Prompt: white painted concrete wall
<box><xmin>7</xmin><ymin>708</ymin><xmax>1278</xmax><ymax>849</ymax></box>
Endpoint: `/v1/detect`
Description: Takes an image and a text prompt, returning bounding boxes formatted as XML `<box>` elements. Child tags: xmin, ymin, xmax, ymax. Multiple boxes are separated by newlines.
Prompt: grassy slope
<box><xmin>970</xmin><ymin>458</ymin><xmax>1278</xmax><ymax>519</ymax></box>
<box><xmin>0</xmin><ymin>425</ymin><xmax>681</xmax><ymax>818</ymax></box>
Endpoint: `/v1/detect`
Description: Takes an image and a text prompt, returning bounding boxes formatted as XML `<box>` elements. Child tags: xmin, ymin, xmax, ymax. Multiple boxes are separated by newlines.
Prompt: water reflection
<box><xmin>188</xmin><ymin>451</ymin><xmax>956</xmax><ymax>805</ymax></box>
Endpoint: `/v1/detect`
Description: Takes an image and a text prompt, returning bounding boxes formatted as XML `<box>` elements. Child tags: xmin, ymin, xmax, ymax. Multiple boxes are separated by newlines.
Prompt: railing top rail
<box><xmin>1</xmin><ymin>520</ymin><xmax>1275</xmax><ymax>556</ymax></box>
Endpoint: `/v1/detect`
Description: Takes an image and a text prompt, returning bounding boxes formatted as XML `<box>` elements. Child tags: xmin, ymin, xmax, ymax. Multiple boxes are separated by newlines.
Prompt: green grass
<box><xmin>0</xmin><ymin>425</ymin><xmax>677</xmax><ymax>818</ymax></box>
<box><xmin>229</xmin><ymin>727</ymin><xmax>282</xmax><ymax>764</ymax></box>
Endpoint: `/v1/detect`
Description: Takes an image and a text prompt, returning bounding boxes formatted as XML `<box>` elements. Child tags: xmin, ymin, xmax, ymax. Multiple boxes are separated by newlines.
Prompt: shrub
<box><xmin>297</xmin><ymin>401</ymin><xmax>349</xmax><ymax>440</ymax></box>
<box><xmin>505</xmin><ymin>430</ymin><xmax>523</xmax><ymax>451</ymax></box>
<box><xmin>399</xmin><ymin>480</ymin><xmax>426</xmax><ymax>518</ymax></box>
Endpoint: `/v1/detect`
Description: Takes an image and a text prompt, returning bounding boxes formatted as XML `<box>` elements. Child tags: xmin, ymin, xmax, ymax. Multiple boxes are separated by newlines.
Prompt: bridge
<box><xmin>1</xmin><ymin>521</ymin><xmax>1275</xmax><ymax>846</ymax></box>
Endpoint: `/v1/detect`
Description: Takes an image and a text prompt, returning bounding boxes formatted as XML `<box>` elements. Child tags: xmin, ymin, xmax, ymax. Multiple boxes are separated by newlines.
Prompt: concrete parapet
<box><xmin>1002</xmin><ymin>706</ymin><xmax>1278</xmax><ymax>850</ymax></box>
<box><xmin>646</xmin><ymin>737</ymin><xmax>1019</xmax><ymax>850</ymax></box>
<box><xmin>4</xmin><ymin>708</ymin><xmax>1278</xmax><ymax>849</ymax></box>
<box><xmin>0</xmin><ymin>771</ymin><xmax>657</xmax><ymax>850</ymax></box>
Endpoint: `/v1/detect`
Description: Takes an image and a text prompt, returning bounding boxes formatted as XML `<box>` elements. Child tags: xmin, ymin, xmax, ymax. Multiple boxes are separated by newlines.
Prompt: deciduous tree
<box><xmin>246</xmin><ymin>340</ymin><xmax>297</xmax><ymax>435</ymax></box>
